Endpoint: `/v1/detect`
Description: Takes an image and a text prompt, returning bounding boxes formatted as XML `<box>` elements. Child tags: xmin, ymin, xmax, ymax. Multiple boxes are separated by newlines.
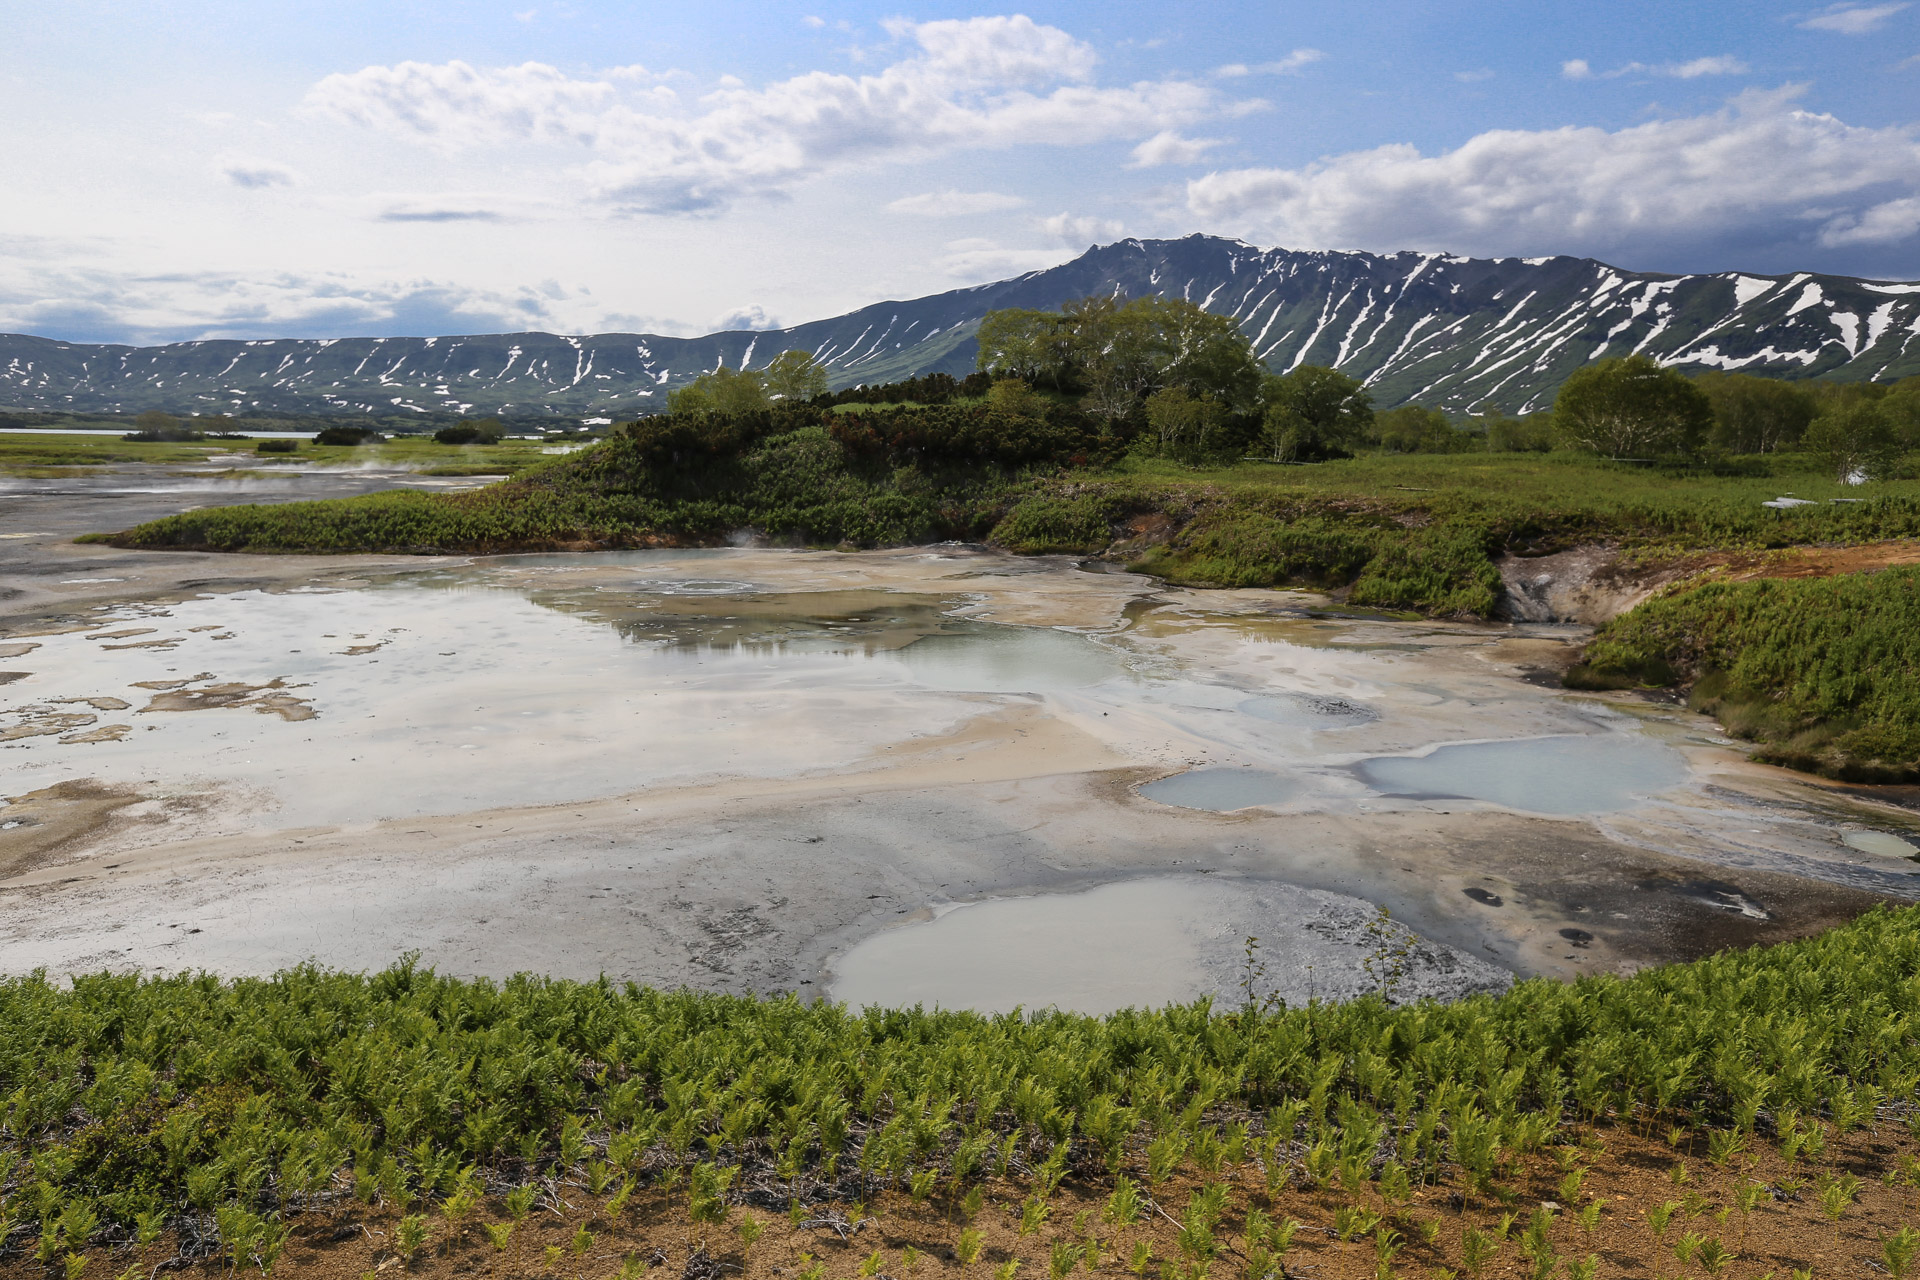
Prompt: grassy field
<box><xmin>3</xmin><ymin>906</ymin><xmax>1919</xmax><ymax>1279</ymax></box>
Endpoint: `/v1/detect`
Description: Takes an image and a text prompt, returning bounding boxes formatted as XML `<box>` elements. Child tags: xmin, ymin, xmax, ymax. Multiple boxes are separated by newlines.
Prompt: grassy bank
<box><xmin>96</xmin><ymin>427</ymin><xmax>1920</xmax><ymax>612</ymax></box>
<box><xmin>3</xmin><ymin>906</ymin><xmax>1919</xmax><ymax>1277</ymax></box>
<box><xmin>1571</xmin><ymin>567</ymin><xmax>1920</xmax><ymax>781</ymax></box>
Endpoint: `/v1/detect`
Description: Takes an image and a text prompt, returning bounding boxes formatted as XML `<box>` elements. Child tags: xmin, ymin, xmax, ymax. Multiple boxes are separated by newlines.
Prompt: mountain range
<box><xmin>4</xmin><ymin>235</ymin><xmax>1917</xmax><ymax>421</ymax></box>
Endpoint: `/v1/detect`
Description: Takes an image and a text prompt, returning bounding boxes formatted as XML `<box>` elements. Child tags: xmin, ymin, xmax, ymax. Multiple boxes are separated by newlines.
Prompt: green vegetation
<box><xmin>1571</xmin><ymin>567</ymin><xmax>1920</xmax><ymax>780</ymax></box>
<box><xmin>3</xmin><ymin>904</ymin><xmax>1919</xmax><ymax>1262</ymax></box>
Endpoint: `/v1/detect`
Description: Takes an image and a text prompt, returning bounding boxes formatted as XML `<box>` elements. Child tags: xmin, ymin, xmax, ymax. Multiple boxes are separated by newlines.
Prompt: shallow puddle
<box><xmin>1139</xmin><ymin>767</ymin><xmax>1301</xmax><ymax>812</ymax></box>
<box><xmin>826</xmin><ymin>875</ymin><xmax>1509</xmax><ymax>1014</ymax></box>
<box><xmin>1356</xmin><ymin>734</ymin><xmax>1688</xmax><ymax>814</ymax></box>
<box><xmin>1844</xmin><ymin>831</ymin><xmax>1920</xmax><ymax>859</ymax></box>
<box><xmin>0</xmin><ymin>569</ymin><xmax>1137</xmax><ymax>825</ymax></box>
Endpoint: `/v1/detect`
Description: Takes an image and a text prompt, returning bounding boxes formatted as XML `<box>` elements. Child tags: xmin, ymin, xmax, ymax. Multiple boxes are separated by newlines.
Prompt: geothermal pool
<box><xmin>2</xmin><ymin>465</ymin><xmax>1919</xmax><ymax>1010</ymax></box>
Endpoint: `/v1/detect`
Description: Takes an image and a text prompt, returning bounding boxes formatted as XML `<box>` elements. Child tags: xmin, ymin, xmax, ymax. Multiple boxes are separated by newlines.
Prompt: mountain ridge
<box><xmin>4</xmin><ymin>235</ymin><xmax>1917</xmax><ymax>420</ymax></box>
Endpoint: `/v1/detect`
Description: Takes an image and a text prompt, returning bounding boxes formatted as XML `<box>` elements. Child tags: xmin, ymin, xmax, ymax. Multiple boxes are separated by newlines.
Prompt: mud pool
<box><xmin>3</xmin><ymin>472</ymin><xmax>1919</xmax><ymax>1010</ymax></box>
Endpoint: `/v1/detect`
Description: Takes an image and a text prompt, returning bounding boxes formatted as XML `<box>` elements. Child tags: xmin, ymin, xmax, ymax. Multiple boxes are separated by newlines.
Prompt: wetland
<box><xmin>4</xmin><ymin>445</ymin><xmax>1919</xmax><ymax>1013</ymax></box>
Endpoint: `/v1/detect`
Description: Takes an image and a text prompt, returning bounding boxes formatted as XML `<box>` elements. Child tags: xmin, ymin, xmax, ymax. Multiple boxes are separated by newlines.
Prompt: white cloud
<box><xmin>218</xmin><ymin>157</ymin><xmax>300</xmax><ymax>189</ymax></box>
<box><xmin>1185</xmin><ymin>87</ymin><xmax>1920</xmax><ymax>260</ymax></box>
<box><xmin>1128</xmin><ymin>130</ymin><xmax>1223</xmax><ymax>167</ymax></box>
<box><xmin>713</xmin><ymin>304</ymin><xmax>780</xmax><ymax>330</ymax></box>
<box><xmin>1214</xmin><ymin>50</ymin><xmax>1324</xmax><ymax>78</ymax></box>
<box><xmin>886</xmin><ymin>189</ymin><xmax>1027</xmax><ymax>216</ymax></box>
<box><xmin>305</xmin><ymin>17</ymin><xmax>1229</xmax><ymax>214</ymax></box>
<box><xmin>1563</xmin><ymin>55</ymin><xmax>1749</xmax><ymax>80</ymax></box>
<box><xmin>0</xmin><ymin>261</ymin><xmax>585</xmax><ymax>346</ymax></box>
<box><xmin>803</xmin><ymin>15</ymin><xmax>826</xmax><ymax>28</ymax></box>
<box><xmin>1669</xmin><ymin>55</ymin><xmax>1752</xmax><ymax>77</ymax></box>
<box><xmin>1455</xmin><ymin>69</ymin><xmax>1495</xmax><ymax>83</ymax></box>
<box><xmin>1039</xmin><ymin>212</ymin><xmax>1125</xmax><ymax>245</ymax></box>
<box><xmin>937</xmin><ymin>237</ymin><xmax>1075</xmax><ymax>280</ymax></box>
<box><xmin>1798</xmin><ymin>3</ymin><xmax>1910</xmax><ymax>33</ymax></box>
<box><xmin>1818</xmin><ymin>195</ymin><xmax>1920</xmax><ymax>244</ymax></box>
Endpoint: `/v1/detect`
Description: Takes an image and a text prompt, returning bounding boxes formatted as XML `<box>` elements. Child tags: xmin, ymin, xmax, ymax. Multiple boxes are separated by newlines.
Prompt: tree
<box><xmin>1373</xmin><ymin>405</ymin><xmax>1471</xmax><ymax>454</ymax></box>
<box><xmin>986</xmin><ymin>377</ymin><xmax>1047</xmax><ymax>419</ymax></box>
<box><xmin>669</xmin><ymin>365</ymin><xmax>769</xmax><ymax>418</ymax></box>
<box><xmin>1803</xmin><ymin>401</ymin><xmax>1901</xmax><ymax>483</ymax></box>
<box><xmin>762</xmin><ymin>349</ymin><xmax>828</xmax><ymax>402</ymax></box>
<box><xmin>976</xmin><ymin>295</ymin><xmax>1263</xmax><ymax>419</ymax></box>
<box><xmin>1260</xmin><ymin>366</ymin><xmax>1373</xmax><ymax>461</ymax></box>
<box><xmin>1692</xmin><ymin>371</ymin><xmax>1815</xmax><ymax>453</ymax></box>
<box><xmin>1553</xmin><ymin>355</ymin><xmax>1712</xmax><ymax>458</ymax></box>
<box><xmin>1143</xmin><ymin>387</ymin><xmax>1230</xmax><ymax>465</ymax></box>
<box><xmin>976</xmin><ymin>308</ymin><xmax>1076</xmax><ymax>388</ymax></box>
<box><xmin>1479</xmin><ymin>410</ymin><xmax>1555</xmax><ymax>453</ymax></box>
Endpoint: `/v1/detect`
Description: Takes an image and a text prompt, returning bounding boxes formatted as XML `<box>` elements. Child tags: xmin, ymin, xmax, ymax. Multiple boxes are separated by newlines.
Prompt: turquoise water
<box><xmin>1356</xmin><ymin>734</ymin><xmax>1687</xmax><ymax>814</ymax></box>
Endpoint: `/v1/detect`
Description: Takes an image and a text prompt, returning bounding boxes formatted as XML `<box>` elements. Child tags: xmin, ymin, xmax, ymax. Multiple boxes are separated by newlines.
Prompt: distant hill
<box><xmin>4</xmin><ymin>235</ymin><xmax>1917</xmax><ymax>420</ymax></box>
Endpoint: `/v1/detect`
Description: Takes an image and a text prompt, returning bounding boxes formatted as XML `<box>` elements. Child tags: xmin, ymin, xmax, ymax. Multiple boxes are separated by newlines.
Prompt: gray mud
<box><xmin>1</xmin><ymin>460</ymin><xmax>1916</xmax><ymax>1013</ymax></box>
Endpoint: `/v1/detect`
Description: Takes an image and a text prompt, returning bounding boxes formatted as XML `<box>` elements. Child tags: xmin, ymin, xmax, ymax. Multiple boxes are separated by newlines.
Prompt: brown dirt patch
<box><xmin>0</xmin><ymin>778</ymin><xmax>144</xmax><ymax>878</ymax></box>
<box><xmin>17</xmin><ymin>1122</ymin><xmax>1918</xmax><ymax>1280</ymax></box>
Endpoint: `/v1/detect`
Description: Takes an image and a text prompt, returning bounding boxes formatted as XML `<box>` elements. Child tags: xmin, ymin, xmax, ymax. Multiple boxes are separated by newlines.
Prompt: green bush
<box><xmin>1576</xmin><ymin>567</ymin><xmax>1920</xmax><ymax>780</ymax></box>
<box><xmin>5</xmin><ymin>906</ymin><xmax>1920</xmax><ymax>1248</ymax></box>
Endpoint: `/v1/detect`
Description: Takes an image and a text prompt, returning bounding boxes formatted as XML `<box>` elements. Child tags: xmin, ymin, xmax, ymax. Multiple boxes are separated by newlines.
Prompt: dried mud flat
<box><xmin>2</xmin><ymin>490</ymin><xmax>1919</xmax><ymax>1008</ymax></box>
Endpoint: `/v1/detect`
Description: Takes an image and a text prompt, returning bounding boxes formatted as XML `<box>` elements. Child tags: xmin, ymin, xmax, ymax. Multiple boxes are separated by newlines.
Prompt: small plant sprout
<box><xmin>1129</xmin><ymin>1242</ymin><xmax>1153</xmax><ymax>1276</ymax></box>
<box><xmin>606</xmin><ymin>1178</ymin><xmax>636</xmax><ymax>1218</ymax></box>
<box><xmin>1576</xmin><ymin>1201</ymin><xmax>1602</xmax><ymax>1236</ymax></box>
<box><xmin>1460</xmin><ymin>1226</ymin><xmax>1500</xmax><ymax>1278</ymax></box>
<box><xmin>543</xmin><ymin>1245</ymin><xmax>564</xmax><ymax>1273</ymax></box>
<box><xmin>957</xmin><ymin>1229</ymin><xmax>985</xmax><ymax>1267</ymax></box>
<box><xmin>617</xmin><ymin>1254</ymin><xmax>650</xmax><ymax>1280</ymax></box>
<box><xmin>904</xmin><ymin>1246</ymin><xmax>923</xmax><ymax>1276</ymax></box>
<box><xmin>1707</xmin><ymin>1130</ymin><xmax>1746</xmax><ymax>1168</ymax></box>
<box><xmin>484</xmin><ymin>1223</ymin><xmax>514</xmax><ymax>1252</ymax></box>
<box><xmin>789</xmin><ymin>1201</ymin><xmax>807</xmax><ymax>1229</ymax></box>
<box><xmin>1817</xmin><ymin>1171</ymin><xmax>1860</xmax><ymax>1240</ymax></box>
<box><xmin>797</xmin><ymin>1258</ymin><xmax>826</xmax><ymax>1280</ymax></box>
<box><xmin>63</xmin><ymin>1253</ymin><xmax>88</xmax><ymax>1280</ymax></box>
<box><xmin>570</xmin><ymin>1223</ymin><xmax>594</xmax><ymax>1257</ymax></box>
<box><xmin>395</xmin><ymin>1215</ymin><xmax>432</xmax><ymax>1265</ymax></box>
<box><xmin>859</xmin><ymin>1250</ymin><xmax>885</xmax><ymax>1278</ymax></box>
<box><xmin>995</xmin><ymin>1260</ymin><xmax>1022</xmax><ymax>1280</ymax></box>
<box><xmin>1050</xmin><ymin>1240</ymin><xmax>1079</xmax><ymax>1280</ymax></box>
<box><xmin>1557</xmin><ymin>1167</ymin><xmax>1585</xmax><ymax>1203</ymax></box>
<box><xmin>911</xmin><ymin>1170</ymin><xmax>939</xmax><ymax>1204</ymax></box>
<box><xmin>1885</xmin><ymin>1226</ymin><xmax>1920</xmax><ymax>1280</ymax></box>
<box><xmin>737</xmin><ymin>1213</ymin><xmax>764</xmax><ymax>1255</ymax></box>
<box><xmin>1648</xmin><ymin>1198</ymin><xmax>1677</xmax><ymax>1241</ymax></box>
<box><xmin>1695</xmin><ymin>1237</ymin><xmax>1735</xmax><ymax>1275</ymax></box>
<box><xmin>1565</xmin><ymin>1256</ymin><xmax>1599</xmax><ymax>1280</ymax></box>
<box><xmin>1673</xmin><ymin>1231</ymin><xmax>1705</xmax><ymax>1267</ymax></box>
<box><xmin>962</xmin><ymin>1187</ymin><xmax>986</xmax><ymax>1222</ymax></box>
<box><xmin>1669</xmin><ymin>1161</ymin><xmax>1691</xmax><ymax>1187</ymax></box>
<box><xmin>1105</xmin><ymin>1177</ymin><xmax>1141</xmax><ymax>1226</ymax></box>
<box><xmin>506</xmin><ymin>1184</ymin><xmax>538</xmax><ymax>1223</ymax></box>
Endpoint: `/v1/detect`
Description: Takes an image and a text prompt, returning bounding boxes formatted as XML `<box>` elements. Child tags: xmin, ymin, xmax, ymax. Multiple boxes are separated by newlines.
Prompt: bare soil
<box><xmin>21</xmin><ymin>1122</ymin><xmax>1917</xmax><ymax>1280</ymax></box>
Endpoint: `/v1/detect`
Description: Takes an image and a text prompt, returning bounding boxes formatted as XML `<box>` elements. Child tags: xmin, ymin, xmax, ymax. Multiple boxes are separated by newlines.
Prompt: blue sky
<box><xmin>4</xmin><ymin>1</ymin><xmax>1918</xmax><ymax>343</ymax></box>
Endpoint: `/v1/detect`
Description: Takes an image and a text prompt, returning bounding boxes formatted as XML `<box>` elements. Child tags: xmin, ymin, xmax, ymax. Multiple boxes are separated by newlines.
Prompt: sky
<box><xmin>3</xmin><ymin>0</ymin><xmax>1919</xmax><ymax>345</ymax></box>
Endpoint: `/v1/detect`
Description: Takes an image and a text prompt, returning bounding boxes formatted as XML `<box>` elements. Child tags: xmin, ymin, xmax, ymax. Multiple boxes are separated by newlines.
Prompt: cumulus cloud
<box><xmin>1563</xmin><ymin>54</ymin><xmax>1749</xmax><ymax>80</ymax></box>
<box><xmin>1184</xmin><ymin>87</ymin><xmax>1920</xmax><ymax>261</ymax></box>
<box><xmin>1128</xmin><ymin>129</ymin><xmax>1223</xmax><ymax>167</ymax></box>
<box><xmin>885</xmin><ymin>189</ymin><xmax>1027</xmax><ymax>216</ymax></box>
<box><xmin>1215</xmin><ymin>50</ymin><xmax>1324</xmax><ymax>77</ymax></box>
<box><xmin>713</xmin><ymin>304</ymin><xmax>780</xmax><ymax>330</ymax></box>
<box><xmin>1039</xmin><ymin>212</ymin><xmax>1125</xmax><ymax>245</ymax></box>
<box><xmin>219</xmin><ymin>157</ymin><xmax>300</xmax><ymax>189</ymax></box>
<box><xmin>0</xmin><ymin>260</ymin><xmax>587</xmax><ymax>345</ymax></box>
<box><xmin>304</xmin><ymin>16</ymin><xmax>1230</xmax><ymax>213</ymax></box>
<box><xmin>1798</xmin><ymin>2</ymin><xmax>1909</xmax><ymax>33</ymax></box>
